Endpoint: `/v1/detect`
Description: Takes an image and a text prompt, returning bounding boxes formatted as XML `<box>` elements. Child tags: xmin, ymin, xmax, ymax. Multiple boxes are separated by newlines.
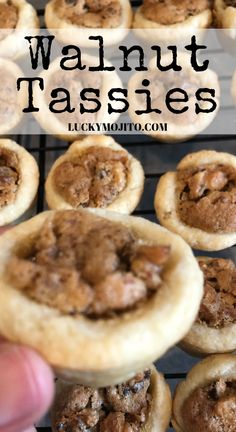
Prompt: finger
<box><xmin>0</xmin><ymin>343</ymin><xmax>54</xmax><ymax>432</ymax></box>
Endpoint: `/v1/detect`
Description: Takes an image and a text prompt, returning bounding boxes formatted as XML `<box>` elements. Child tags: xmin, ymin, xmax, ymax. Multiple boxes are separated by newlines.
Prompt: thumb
<box><xmin>0</xmin><ymin>342</ymin><xmax>54</xmax><ymax>432</ymax></box>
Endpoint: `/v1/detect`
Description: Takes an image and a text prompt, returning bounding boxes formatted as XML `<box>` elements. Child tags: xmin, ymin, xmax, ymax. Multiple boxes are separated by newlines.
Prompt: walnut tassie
<box><xmin>132</xmin><ymin>0</ymin><xmax>212</xmax><ymax>43</ymax></box>
<box><xmin>155</xmin><ymin>150</ymin><xmax>236</xmax><ymax>251</ymax></box>
<box><xmin>0</xmin><ymin>0</ymin><xmax>39</xmax><ymax>59</ymax></box>
<box><xmin>172</xmin><ymin>354</ymin><xmax>236</xmax><ymax>432</ymax></box>
<box><xmin>214</xmin><ymin>0</ymin><xmax>236</xmax><ymax>39</ymax></box>
<box><xmin>0</xmin><ymin>139</ymin><xmax>39</xmax><ymax>225</ymax></box>
<box><xmin>51</xmin><ymin>367</ymin><xmax>171</xmax><ymax>432</ymax></box>
<box><xmin>45</xmin><ymin>0</ymin><xmax>132</xmax><ymax>47</ymax></box>
<box><xmin>0</xmin><ymin>208</ymin><xmax>203</xmax><ymax>387</ymax></box>
<box><xmin>181</xmin><ymin>257</ymin><xmax>236</xmax><ymax>356</ymax></box>
<box><xmin>45</xmin><ymin>135</ymin><xmax>144</xmax><ymax>214</ymax></box>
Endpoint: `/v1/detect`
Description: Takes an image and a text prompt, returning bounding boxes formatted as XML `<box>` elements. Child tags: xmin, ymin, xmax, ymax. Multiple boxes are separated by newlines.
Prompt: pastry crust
<box><xmin>0</xmin><ymin>0</ymin><xmax>39</xmax><ymax>60</ymax></box>
<box><xmin>155</xmin><ymin>150</ymin><xmax>236</xmax><ymax>250</ymax></box>
<box><xmin>0</xmin><ymin>208</ymin><xmax>203</xmax><ymax>387</ymax></box>
<box><xmin>0</xmin><ymin>139</ymin><xmax>39</xmax><ymax>225</ymax></box>
<box><xmin>51</xmin><ymin>366</ymin><xmax>172</xmax><ymax>432</ymax></box>
<box><xmin>45</xmin><ymin>0</ymin><xmax>132</xmax><ymax>47</ymax></box>
<box><xmin>0</xmin><ymin>58</ymin><xmax>27</xmax><ymax>135</ymax></box>
<box><xmin>172</xmin><ymin>354</ymin><xmax>236</xmax><ymax>432</ymax></box>
<box><xmin>214</xmin><ymin>0</ymin><xmax>236</xmax><ymax>39</ymax></box>
<box><xmin>128</xmin><ymin>53</ymin><xmax>220</xmax><ymax>143</ymax></box>
<box><xmin>181</xmin><ymin>256</ymin><xmax>236</xmax><ymax>356</ymax></box>
<box><xmin>231</xmin><ymin>69</ymin><xmax>236</xmax><ymax>106</ymax></box>
<box><xmin>45</xmin><ymin>135</ymin><xmax>145</xmax><ymax>214</ymax></box>
<box><xmin>132</xmin><ymin>4</ymin><xmax>212</xmax><ymax>43</ymax></box>
<box><xmin>33</xmin><ymin>55</ymin><xmax>123</xmax><ymax>141</ymax></box>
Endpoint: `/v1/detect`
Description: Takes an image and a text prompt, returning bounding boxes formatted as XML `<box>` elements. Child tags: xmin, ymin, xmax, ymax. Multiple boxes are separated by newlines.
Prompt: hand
<box><xmin>0</xmin><ymin>227</ymin><xmax>55</xmax><ymax>432</ymax></box>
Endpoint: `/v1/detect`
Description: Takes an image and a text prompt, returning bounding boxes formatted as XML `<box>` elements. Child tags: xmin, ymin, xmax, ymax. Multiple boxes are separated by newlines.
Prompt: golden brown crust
<box><xmin>172</xmin><ymin>354</ymin><xmax>236</xmax><ymax>432</ymax></box>
<box><xmin>132</xmin><ymin>4</ymin><xmax>212</xmax><ymax>44</ymax></box>
<box><xmin>45</xmin><ymin>135</ymin><xmax>144</xmax><ymax>214</ymax></box>
<box><xmin>0</xmin><ymin>0</ymin><xmax>39</xmax><ymax>60</ymax></box>
<box><xmin>0</xmin><ymin>208</ymin><xmax>203</xmax><ymax>387</ymax></box>
<box><xmin>181</xmin><ymin>257</ymin><xmax>236</xmax><ymax>356</ymax></box>
<box><xmin>33</xmin><ymin>55</ymin><xmax>123</xmax><ymax>141</ymax></box>
<box><xmin>214</xmin><ymin>0</ymin><xmax>236</xmax><ymax>38</ymax></box>
<box><xmin>51</xmin><ymin>366</ymin><xmax>171</xmax><ymax>432</ymax></box>
<box><xmin>45</xmin><ymin>0</ymin><xmax>132</xmax><ymax>47</ymax></box>
<box><xmin>128</xmin><ymin>53</ymin><xmax>220</xmax><ymax>143</ymax></box>
<box><xmin>155</xmin><ymin>150</ymin><xmax>236</xmax><ymax>250</ymax></box>
<box><xmin>0</xmin><ymin>139</ymin><xmax>39</xmax><ymax>225</ymax></box>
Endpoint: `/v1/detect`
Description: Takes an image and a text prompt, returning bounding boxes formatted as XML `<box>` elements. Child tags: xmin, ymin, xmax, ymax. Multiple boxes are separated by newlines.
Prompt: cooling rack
<box><xmin>11</xmin><ymin>1</ymin><xmax>236</xmax><ymax>430</ymax></box>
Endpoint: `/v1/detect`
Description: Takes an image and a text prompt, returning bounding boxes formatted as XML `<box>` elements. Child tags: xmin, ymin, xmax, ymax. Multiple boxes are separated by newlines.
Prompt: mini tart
<box><xmin>0</xmin><ymin>139</ymin><xmax>39</xmax><ymax>225</ymax></box>
<box><xmin>0</xmin><ymin>58</ymin><xmax>28</xmax><ymax>135</ymax></box>
<box><xmin>181</xmin><ymin>257</ymin><xmax>236</xmax><ymax>356</ymax></box>
<box><xmin>214</xmin><ymin>0</ymin><xmax>236</xmax><ymax>38</ymax></box>
<box><xmin>45</xmin><ymin>135</ymin><xmax>145</xmax><ymax>214</ymax></box>
<box><xmin>155</xmin><ymin>150</ymin><xmax>236</xmax><ymax>251</ymax></box>
<box><xmin>133</xmin><ymin>0</ymin><xmax>212</xmax><ymax>44</ymax></box>
<box><xmin>128</xmin><ymin>53</ymin><xmax>220</xmax><ymax>143</ymax></box>
<box><xmin>33</xmin><ymin>55</ymin><xmax>123</xmax><ymax>141</ymax></box>
<box><xmin>0</xmin><ymin>0</ymin><xmax>39</xmax><ymax>60</ymax></box>
<box><xmin>172</xmin><ymin>354</ymin><xmax>236</xmax><ymax>432</ymax></box>
<box><xmin>45</xmin><ymin>0</ymin><xmax>132</xmax><ymax>47</ymax></box>
<box><xmin>0</xmin><ymin>208</ymin><xmax>203</xmax><ymax>387</ymax></box>
<box><xmin>51</xmin><ymin>366</ymin><xmax>171</xmax><ymax>432</ymax></box>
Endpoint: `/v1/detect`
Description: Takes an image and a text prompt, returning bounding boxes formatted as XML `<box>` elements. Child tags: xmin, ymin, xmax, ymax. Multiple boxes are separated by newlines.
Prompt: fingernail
<box><xmin>0</xmin><ymin>343</ymin><xmax>54</xmax><ymax>431</ymax></box>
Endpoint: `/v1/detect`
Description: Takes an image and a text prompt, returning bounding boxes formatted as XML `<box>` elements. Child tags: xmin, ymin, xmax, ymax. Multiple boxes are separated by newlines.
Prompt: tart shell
<box><xmin>172</xmin><ymin>354</ymin><xmax>236</xmax><ymax>432</ymax></box>
<box><xmin>0</xmin><ymin>139</ymin><xmax>39</xmax><ymax>225</ymax></box>
<box><xmin>45</xmin><ymin>135</ymin><xmax>145</xmax><ymax>214</ymax></box>
<box><xmin>0</xmin><ymin>208</ymin><xmax>203</xmax><ymax>387</ymax></box>
<box><xmin>214</xmin><ymin>0</ymin><xmax>236</xmax><ymax>39</ymax></box>
<box><xmin>154</xmin><ymin>150</ymin><xmax>236</xmax><ymax>251</ymax></box>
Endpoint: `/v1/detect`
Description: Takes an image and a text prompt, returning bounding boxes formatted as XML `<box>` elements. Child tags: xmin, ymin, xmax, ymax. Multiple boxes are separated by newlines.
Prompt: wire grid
<box><xmin>14</xmin><ymin>1</ymin><xmax>236</xmax><ymax>430</ymax></box>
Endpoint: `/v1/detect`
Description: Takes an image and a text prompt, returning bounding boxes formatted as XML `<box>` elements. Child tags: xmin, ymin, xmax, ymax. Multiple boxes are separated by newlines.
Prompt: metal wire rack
<box><xmin>11</xmin><ymin>1</ymin><xmax>236</xmax><ymax>430</ymax></box>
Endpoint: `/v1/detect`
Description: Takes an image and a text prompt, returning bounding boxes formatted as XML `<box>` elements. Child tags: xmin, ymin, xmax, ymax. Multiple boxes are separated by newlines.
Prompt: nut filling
<box><xmin>55</xmin><ymin>0</ymin><xmax>122</xmax><ymax>28</ymax></box>
<box><xmin>182</xmin><ymin>379</ymin><xmax>236</xmax><ymax>432</ymax></box>
<box><xmin>139</xmin><ymin>71</ymin><xmax>199</xmax><ymax>125</ymax></box>
<box><xmin>7</xmin><ymin>210</ymin><xmax>171</xmax><ymax>318</ymax></box>
<box><xmin>224</xmin><ymin>0</ymin><xmax>236</xmax><ymax>7</ymax></box>
<box><xmin>53</xmin><ymin>147</ymin><xmax>130</xmax><ymax>208</ymax></box>
<box><xmin>54</xmin><ymin>370</ymin><xmax>152</xmax><ymax>432</ymax></box>
<box><xmin>177</xmin><ymin>164</ymin><xmax>236</xmax><ymax>233</ymax></box>
<box><xmin>197</xmin><ymin>258</ymin><xmax>236</xmax><ymax>328</ymax></box>
<box><xmin>0</xmin><ymin>0</ymin><xmax>18</xmax><ymax>29</ymax></box>
<box><xmin>0</xmin><ymin>148</ymin><xmax>20</xmax><ymax>207</ymax></box>
<box><xmin>47</xmin><ymin>70</ymin><xmax>102</xmax><ymax>125</ymax></box>
<box><xmin>141</xmin><ymin>0</ymin><xmax>211</xmax><ymax>25</ymax></box>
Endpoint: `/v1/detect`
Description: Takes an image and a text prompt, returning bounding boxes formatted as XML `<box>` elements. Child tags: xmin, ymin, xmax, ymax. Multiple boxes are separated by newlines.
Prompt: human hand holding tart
<box><xmin>45</xmin><ymin>135</ymin><xmax>144</xmax><ymax>214</ymax></box>
<box><xmin>0</xmin><ymin>0</ymin><xmax>38</xmax><ymax>59</ymax></box>
<box><xmin>0</xmin><ymin>208</ymin><xmax>203</xmax><ymax>387</ymax></box>
<box><xmin>181</xmin><ymin>257</ymin><xmax>236</xmax><ymax>355</ymax></box>
<box><xmin>155</xmin><ymin>150</ymin><xmax>236</xmax><ymax>250</ymax></box>
<box><xmin>128</xmin><ymin>53</ymin><xmax>220</xmax><ymax>143</ymax></box>
<box><xmin>51</xmin><ymin>367</ymin><xmax>171</xmax><ymax>432</ymax></box>
<box><xmin>45</xmin><ymin>0</ymin><xmax>132</xmax><ymax>47</ymax></box>
<box><xmin>0</xmin><ymin>139</ymin><xmax>39</xmax><ymax>225</ymax></box>
<box><xmin>172</xmin><ymin>354</ymin><xmax>236</xmax><ymax>432</ymax></box>
<box><xmin>33</xmin><ymin>55</ymin><xmax>123</xmax><ymax>141</ymax></box>
<box><xmin>133</xmin><ymin>0</ymin><xmax>213</xmax><ymax>43</ymax></box>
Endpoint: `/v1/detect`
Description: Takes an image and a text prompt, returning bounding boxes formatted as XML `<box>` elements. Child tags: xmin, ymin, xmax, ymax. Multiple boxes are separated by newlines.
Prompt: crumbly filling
<box><xmin>139</xmin><ymin>70</ymin><xmax>199</xmax><ymax>125</ymax></box>
<box><xmin>7</xmin><ymin>210</ymin><xmax>171</xmax><ymax>319</ymax></box>
<box><xmin>177</xmin><ymin>164</ymin><xmax>236</xmax><ymax>233</ymax></box>
<box><xmin>142</xmin><ymin>0</ymin><xmax>211</xmax><ymax>25</ymax></box>
<box><xmin>53</xmin><ymin>147</ymin><xmax>129</xmax><ymax>208</ymax></box>
<box><xmin>0</xmin><ymin>148</ymin><xmax>20</xmax><ymax>207</ymax></box>
<box><xmin>0</xmin><ymin>0</ymin><xmax>18</xmax><ymax>29</ymax></box>
<box><xmin>47</xmin><ymin>70</ymin><xmax>102</xmax><ymax>124</ymax></box>
<box><xmin>54</xmin><ymin>369</ymin><xmax>152</xmax><ymax>432</ymax></box>
<box><xmin>224</xmin><ymin>0</ymin><xmax>236</xmax><ymax>7</ymax></box>
<box><xmin>182</xmin><ymin>379</ymin><xmax>236</xmax><ymax>432</ymax></box>
<box><xmin>0</xmin><ymin>68</ymin><xmax>19</xmax><ymax>122</ymax></box>
<box><xmin>197</xmin><ymin>258</ymin><xmax>236</xmax><ymax>328</ymax></box>
<box><xmin>55</xmin><ymin>0</ymin><xmax>121</xmax><ymax>28</ymax></box>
